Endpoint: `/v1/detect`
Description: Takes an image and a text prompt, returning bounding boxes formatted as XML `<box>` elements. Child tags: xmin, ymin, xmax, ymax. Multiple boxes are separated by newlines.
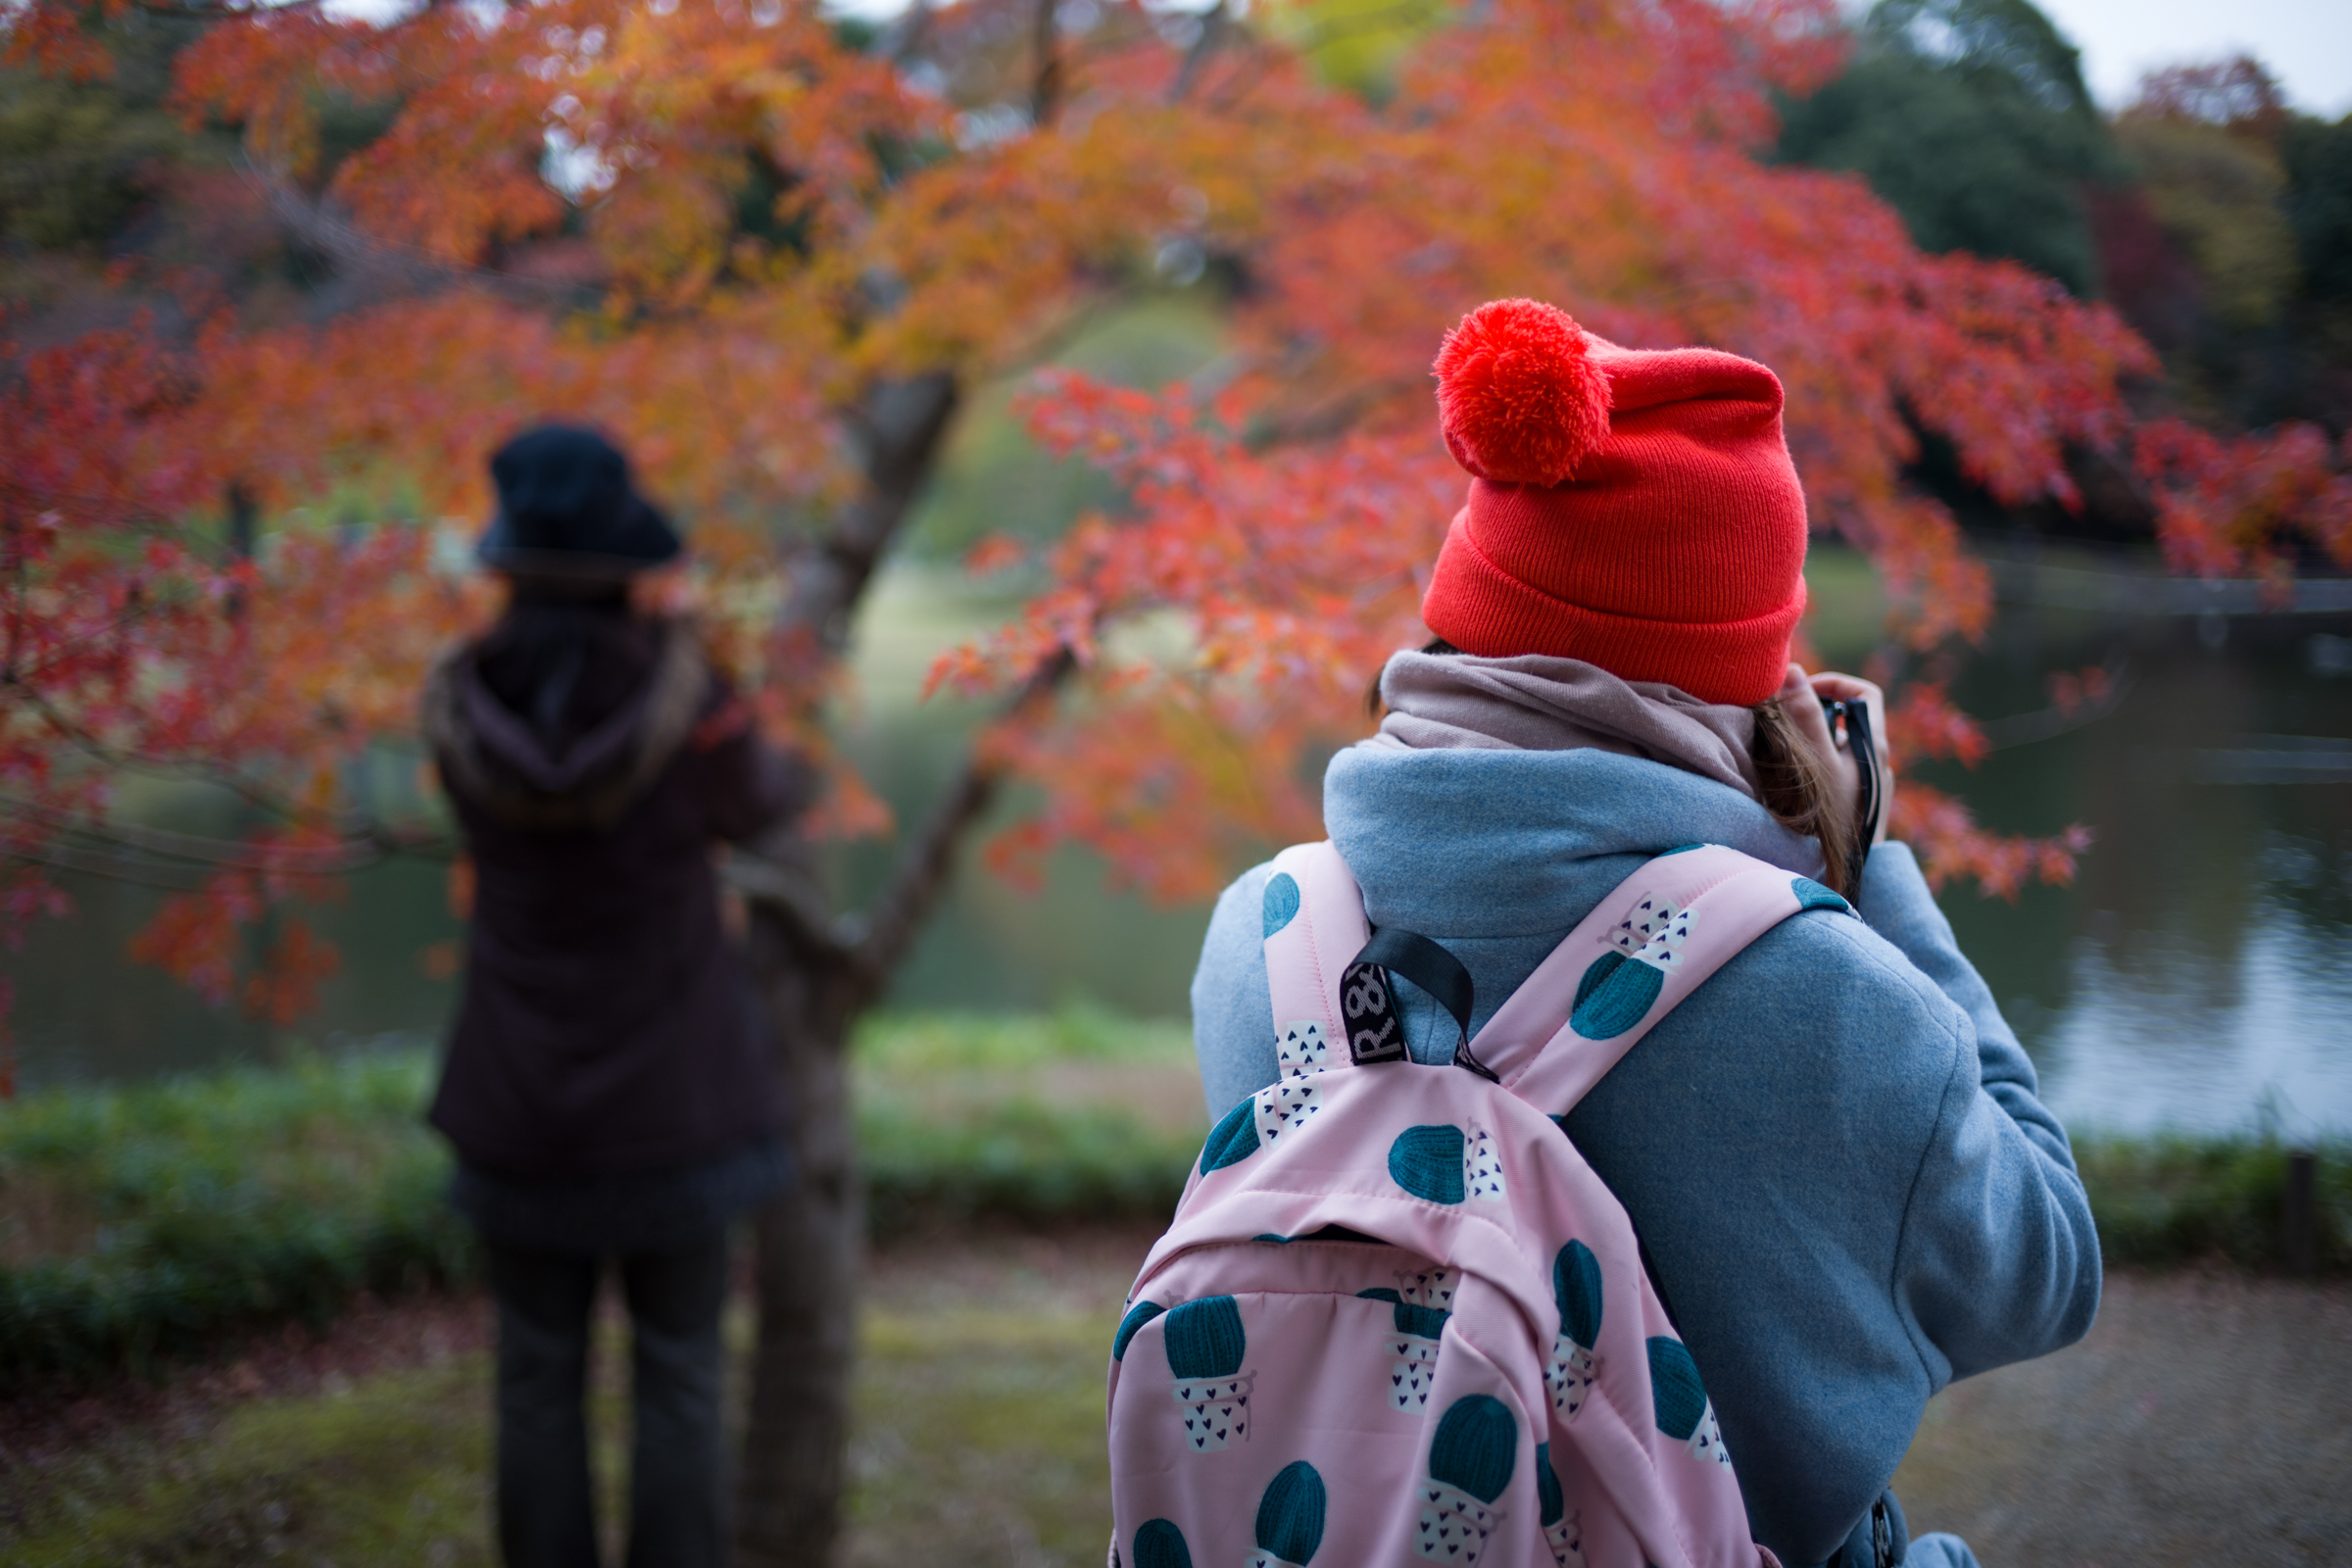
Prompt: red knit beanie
<box><xmin>1419</xmin><ymin>298</ymin><xmax>1809</xmax><ymax>708</ymax></box>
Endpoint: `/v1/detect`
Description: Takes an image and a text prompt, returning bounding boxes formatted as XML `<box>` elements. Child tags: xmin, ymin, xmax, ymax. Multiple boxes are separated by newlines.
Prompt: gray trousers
<box><xmin>485</xmin><ymin>1235</ymin><xmax>731</xmax><ymax>1568</ymax></box>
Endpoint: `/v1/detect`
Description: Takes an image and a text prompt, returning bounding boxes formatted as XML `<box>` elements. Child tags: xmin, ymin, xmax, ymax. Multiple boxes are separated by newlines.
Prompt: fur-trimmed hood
<box><xmin>422</xmin><ymin>621</ymin><xmax>708</xmax><ymax>832</ymax></box>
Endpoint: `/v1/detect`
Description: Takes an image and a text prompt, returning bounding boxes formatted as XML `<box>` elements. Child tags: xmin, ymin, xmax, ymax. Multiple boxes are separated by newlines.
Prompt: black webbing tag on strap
<box><xmin>1340</xmin><ymin>956</ymin><xmax>1408</xmax><ymax>1064</ymax></box>
<box><xmin>1344</xmin><ymin>927</ymin><xmax>1480</xmax><ymax>1073</ymax></box>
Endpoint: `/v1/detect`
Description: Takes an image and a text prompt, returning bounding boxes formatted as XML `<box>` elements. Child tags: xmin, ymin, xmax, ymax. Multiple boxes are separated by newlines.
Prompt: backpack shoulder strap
<box><xmin>1258</xmin><ymin>841</ymin><xmax>1383</xmax><ymax>1076</ymax></box>
<box><xmin>1478</xmin><ymin>844</ymin><xmax>1850</xmax><ymax>1116</ymax></box>
<box><xmin>1257</xmin><ymin>839</ymin><xmax>1853</xmax><ymax>1113</ymax></box>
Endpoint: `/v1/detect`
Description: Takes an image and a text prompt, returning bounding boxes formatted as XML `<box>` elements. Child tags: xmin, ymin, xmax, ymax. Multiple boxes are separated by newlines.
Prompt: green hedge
<box><xmin>2077</xmin><ymin>1133</ymin><xmax>2351</xmax><ymax>1274</ymax></box>
<box><xmin>5</xmin><ymin>1026</ymin><xmax>2344</xmax><ymax>1387</ymax></box>
<box><xmin>862</xmin><ymin>1101</ymin><xmax>1195</xmax><ymax>1236</ymax></box>
<box><xmin>0</xmin><ymin>1054</ymin><xmax>474</xmax><ymax>1383</ymax></box>
<box><xmin>0</xmin><ymin>1018</ymin><xmax>1200</xmax><ymax>1385</ymax></box>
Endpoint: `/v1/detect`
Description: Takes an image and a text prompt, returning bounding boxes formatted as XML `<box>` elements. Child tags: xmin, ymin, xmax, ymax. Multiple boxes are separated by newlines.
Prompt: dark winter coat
<box><xmin>422</xmin><ymin>613</ymin><xmax>806</xmax><ymax>1185</ymax></box>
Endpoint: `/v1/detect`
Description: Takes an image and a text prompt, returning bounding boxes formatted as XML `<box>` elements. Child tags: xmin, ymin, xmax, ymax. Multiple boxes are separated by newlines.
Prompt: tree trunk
<box><xmin>732</xmin><ymin>372</ymin><xmax>961</xmax><ymax>1568</ymax></box>
<box><xmin>734</xmin><ymin>838</ymin><xmax>869</xmax><ymax>1568</ymax></box>
<box><xmin>727</xmin><ymin>366</ymin><xmax>1078</xmax><ymax>1566</ymax></box>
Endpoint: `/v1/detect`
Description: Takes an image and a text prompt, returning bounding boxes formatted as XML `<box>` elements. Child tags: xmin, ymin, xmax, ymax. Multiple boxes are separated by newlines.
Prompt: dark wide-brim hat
<box><xmin>477</xmin><ymin>424</ymin><xmax>682</xmax><ymax>580</ymax></box>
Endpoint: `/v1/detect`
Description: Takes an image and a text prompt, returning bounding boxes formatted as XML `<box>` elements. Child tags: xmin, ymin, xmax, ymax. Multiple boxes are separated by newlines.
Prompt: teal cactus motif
<box><xmin>1360</xmin><ymin>1287</ymin><xmax>1448</xmax><ymax>1339</ymax></box>
<box><xmin>1570</xmin><ymin>951</ymin><xmax>1664</xmax><ymax>1039</ymax></box>
<box><xmin>1535</xmin><ymin>1442</ymin><xmax>1564</xmax><ymax>1528</ymax></box>
<box><xmin>1395</xmin><ymin>1300</ymin><xmax>1450</xmax><ymax>1339</ymax></box>
<box><xmin>1552</xmin><ymin>1241</ymin><xmax>1602</xmax><ymax>1348</ymax></box>
<box><xmin>1389</xmin><ymin>1124</ymin><xmax>1467</xmax><ymax>1204</ymax></box>
<box><xmin>1113</xmin><ymin>1299</ymin><xmax>1165</xmax><ymax>1361</ymax></box>
<box><xmin>1646</xmin><ymin>1337</ymin><xmax>1708</xmax><ymax>1441</ymax></box>
<box><xmin>1573</xmin><ymin>952</ymin><xmax>1622</xmax><ymax>1012</ymax></box>
<box><xmin>1254</xmin><ymin>1460</ymin><xmax>1328</xmax><ymax>1564</ymax></box>
<box><xmin>1163</xmin><ymin>1297</ymin><xmax>1247</xmax><ymax>1379</ymax></box>
<box><xmin>1428</xmin><ymin>1394</ymin><xmax>1518</xmax><ymax>1504</ymax></box>
<box><xmin>1790</xmin><ymin>876</ymin><xmax>1850</xmax><ymax>914</ymax></box>
<box><xmin>1200</xmin><ymin>1098</ymin><xmax>1260</xmax><ymax>1174</ymax></box>
<box><xmin>1134</xmin><ymin>1519</ymin><xmax>1194</xmax><ymax>1568</ymax></box>
<box><xmin>1263</xmin><ymin>872</ymin><xmax>1303</xmax><ymax>937</ymax></box>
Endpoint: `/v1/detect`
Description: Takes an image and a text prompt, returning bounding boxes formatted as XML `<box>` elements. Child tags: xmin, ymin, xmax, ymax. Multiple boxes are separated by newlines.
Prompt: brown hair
<box><xmin>1750</xmin><ymin>697</ymin><xmax>1857</xmax><ymax>898</ymax></box>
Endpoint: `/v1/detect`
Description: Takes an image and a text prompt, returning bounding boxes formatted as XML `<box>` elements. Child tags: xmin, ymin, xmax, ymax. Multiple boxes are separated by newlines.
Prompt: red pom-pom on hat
<box><xmin>1434</xmin><ymin>298</ymin><xmax>1612</xmax><ymax>487</ymax></box>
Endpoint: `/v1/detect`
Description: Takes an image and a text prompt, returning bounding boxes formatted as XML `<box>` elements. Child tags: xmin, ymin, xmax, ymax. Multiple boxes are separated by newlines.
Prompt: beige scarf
<box><xmin>1367</xmin><ymin>650</ymin><xmax>1763</xmax><ymax>801</ymax></box>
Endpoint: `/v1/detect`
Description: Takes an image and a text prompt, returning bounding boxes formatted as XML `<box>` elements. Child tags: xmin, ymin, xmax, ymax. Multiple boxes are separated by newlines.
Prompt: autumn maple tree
<box><xmin>6</xmin><ymin>0</ymin><xmax>2351</xmax><ymax>1558</ymax></box>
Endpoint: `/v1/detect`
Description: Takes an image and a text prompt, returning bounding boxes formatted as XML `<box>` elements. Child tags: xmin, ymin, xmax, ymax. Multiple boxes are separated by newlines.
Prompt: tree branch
<box><xmin>774</xmin><ymin>372</ymin><xmax>959</xmax><ymax>660</ymax></box>
<box><xmin>728</xmin><ymin>368</ymin><xmax>963</xmax><ymax>977</ymax></box>
<box><xmin>721</xmin><ymin>849</ymin><xmax>859</xmax><ymax>971</ymax></box>
<box><xmin>1031</xmin><ymin>0</ymin><xmax>1064</xmax><ymax>127</ymax></box>
<box><xmin>1168</xmin><ymin>0</ymin><xmax>1230</xmax><ymax>103</ymax></box>
<box><xmin>241</xmin><ymin>163</ymin><xmax>594</xmax><ymax>308</ymax></box>
<box><xmin>852</xmin><ymin>644</ymin><xmax>1074</xmax><ymax>988</ymax></box>
<box><xmin>1</xmin><ymin>796</ymin><xmax>449</xmax><ymax>872</ymax></box>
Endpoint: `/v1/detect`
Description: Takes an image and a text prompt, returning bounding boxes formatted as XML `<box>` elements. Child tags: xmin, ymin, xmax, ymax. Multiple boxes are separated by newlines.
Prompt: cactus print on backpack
<box><xmin>1572</xmin><ymin>892</ymin><xmax>1701</xmax><ymax>1039</ymax></box>
<box><xmin>1545</xmin><ymin>1241</ymin><xmax>1603</xmax><ymax>1421</ymax></box>
<box><xmin>1164</xmin><ymin>1298</ymin><xmax>1253</xmax><ymax>1452</ymax></box>
<box><xmin>1536</xmin><ymin>1444</ymin><xmax>1585</xmax><ymax>1568</ymax></box>
<box><xmin>1358</xmin><ymin>1287</ymin><xmax>1450</xmax><ymax>1413</ymax></box>
<box><xmin>1389</xmin><ymin>1124</ymin><xmax>1504</xmax><ymax>1204</ymax></box>
<box><xmin>1648</xmin><ymin>1337</ymin><xmax>1732</xmax><ymax>1468</ymax></box>
<box><xmin>1256</xmin><ymin>1075</ymin><xmax>1325</xmax><ymax>1148</ymax></box>
<box><xmin>1246</xmin><ymin>1460</ymin><xmax>1327</xmax><ymax>1568</ymax></box>
<box><xmin>1464</xmin><ymin>1121</ymin><xmax>1505</xmax><ymax>1200</ymax></box>
<box><xmin>1414</xmin><ymin>1395</ymin><xmax>1517</xmax><ymax>1565</ymax></box>
<box><xmin>1131</xmin><ymin>1518</ymin><xmax>1195</xmax><ymax>1568</ymax></box>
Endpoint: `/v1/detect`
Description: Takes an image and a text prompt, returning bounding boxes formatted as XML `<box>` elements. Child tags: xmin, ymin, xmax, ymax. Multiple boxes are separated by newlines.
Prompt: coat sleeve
<box><xmin>1856</xmin><ymin>843</ymin><xmax>2074</xmax><ymax>1164</ymax></box>
<box><xmin>686</xmin><ymin>675</ymin><xmax>815</xmax><ymax>845</ymax></box>
<box><xmin>1857</xmin><ymin>843</ymin><xmax>2102</xmax><ymax>1382</ymax></box>
<box><xmin>1190</xmin><ymin>862</ymin><xmax>1282</xmax><ymax>1121</ymax></box>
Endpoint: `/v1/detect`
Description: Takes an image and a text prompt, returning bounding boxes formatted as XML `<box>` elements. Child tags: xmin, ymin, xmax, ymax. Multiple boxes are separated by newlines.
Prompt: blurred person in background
<box><xmin>422</xmin><ymin>425</ymin><xmax>808</xmax><ymax>1568</ymax></box>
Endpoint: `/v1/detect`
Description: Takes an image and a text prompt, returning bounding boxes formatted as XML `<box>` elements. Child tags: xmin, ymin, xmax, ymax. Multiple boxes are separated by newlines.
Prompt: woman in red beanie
<box><xmin>1188</xmin><ymin>301</ymin><xmax>2099</xmax><ymax>1568</ymax></box>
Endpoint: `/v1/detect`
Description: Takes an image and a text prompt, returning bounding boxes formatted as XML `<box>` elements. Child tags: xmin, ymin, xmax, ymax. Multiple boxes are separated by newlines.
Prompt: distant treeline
<box><xmin>0</xmin><ymin>1035</ymin><xmax>2342</xmax><ymax>1387</ymax></box>
<box><xmin>1774</xmin><ymin>0</ymin><xmax>2352</xmax><ymax>454</ymax></box>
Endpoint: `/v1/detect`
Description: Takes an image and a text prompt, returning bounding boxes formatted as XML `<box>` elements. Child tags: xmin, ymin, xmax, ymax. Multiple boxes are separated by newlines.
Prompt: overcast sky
<box><xmin>815</xmin><ymin>0</ymin><xmax>2352</xmax><ymax>117</ymax></box>
<box><xmin>2031</xmin><ymin>0</ymin><xmax>2351</xmax><ymax>116</ymax></box>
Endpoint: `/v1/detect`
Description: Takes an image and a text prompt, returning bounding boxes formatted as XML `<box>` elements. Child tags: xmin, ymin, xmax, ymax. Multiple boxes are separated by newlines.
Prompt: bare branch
<box><xmin>1031</xmin><ymin>0</ymin><xmax>1064</xmax><ymax>127</ymax></box>
<box><xmin>853</xmin><ymin>644</ymin><xmax>1074</xmax><ymax>986</ymax></box>
<box><xmin>878</xmin><ymin>0</ymin><xmax>935</xmax><ymax>65</ymax></box>
<box><xmin>5</xmin><ymin>676</ymin><xmax>339</xmax><ymax>829</ymax></box>
<box><xmin>241</xmin><ymin>163</ymin><xmax>594</xmax><ymax>308</ymax></box>
<box><xmin>3</xmin><ymin>843</ymin><xmax>221</xmax><ymax>893</ymax></box>
<box><xmin>126</xmin><ymin>0</ymin><xmax>329</xmax><ymax>19</ymax></box>
<box><xmin>1</xmin><ymin>795</ymin><xmax>450</xmax><ymax>872</ymax></box>
<box><xmin>1168</xmin><ymin>0</ymin><xmax>1230</xmax><ymax>103</ymax></box>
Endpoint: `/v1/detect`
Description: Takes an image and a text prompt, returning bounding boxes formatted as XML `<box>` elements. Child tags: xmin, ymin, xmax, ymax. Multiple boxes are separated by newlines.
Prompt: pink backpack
<box><xmin>1108</xmin><ymin>841</ymin><xmax>1843</xmax><ymax>1568</ymax></box>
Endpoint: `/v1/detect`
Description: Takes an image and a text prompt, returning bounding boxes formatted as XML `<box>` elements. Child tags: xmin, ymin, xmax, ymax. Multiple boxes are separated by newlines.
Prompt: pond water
<box><xmin>7</xmin><ymin>551</ymin><xmax>2350</xmax><ymax>1140</ymax></box>
<box><xmin>1901</xmin><ymin>545</ymin><xmax>2352</xmax><ymax>1140</ymax></box>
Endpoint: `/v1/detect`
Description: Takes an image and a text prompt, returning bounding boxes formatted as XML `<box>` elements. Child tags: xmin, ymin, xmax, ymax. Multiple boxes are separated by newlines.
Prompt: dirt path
<box><xmin>1892</xmin><ymin>1270</ymin><xmax>2352</xmax><ymax>1566</ymax></box>
<box><xmin>4</xmin><ymin>1237</ymin><xmax>2343</xmax><ymax>1566</ymax></box>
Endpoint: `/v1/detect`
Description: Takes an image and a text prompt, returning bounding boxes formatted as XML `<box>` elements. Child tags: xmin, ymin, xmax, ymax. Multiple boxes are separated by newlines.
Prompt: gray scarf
<box><xmin>1367</xmin><ymin>650</ymin><xmax>1763</xmax><ymax>801</ymax></box>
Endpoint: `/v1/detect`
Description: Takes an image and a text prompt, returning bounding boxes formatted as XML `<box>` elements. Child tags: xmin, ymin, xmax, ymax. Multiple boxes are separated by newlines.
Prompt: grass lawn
<box><xmin>1</xmin><ymin>1232</ymin><xmax>1146</xmax><ymax>1568</ymax></box>
<box><xmin>6</xmin><ymin>1352</ymin><xmax>494</xmax><ymax>1567</ymax></box>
